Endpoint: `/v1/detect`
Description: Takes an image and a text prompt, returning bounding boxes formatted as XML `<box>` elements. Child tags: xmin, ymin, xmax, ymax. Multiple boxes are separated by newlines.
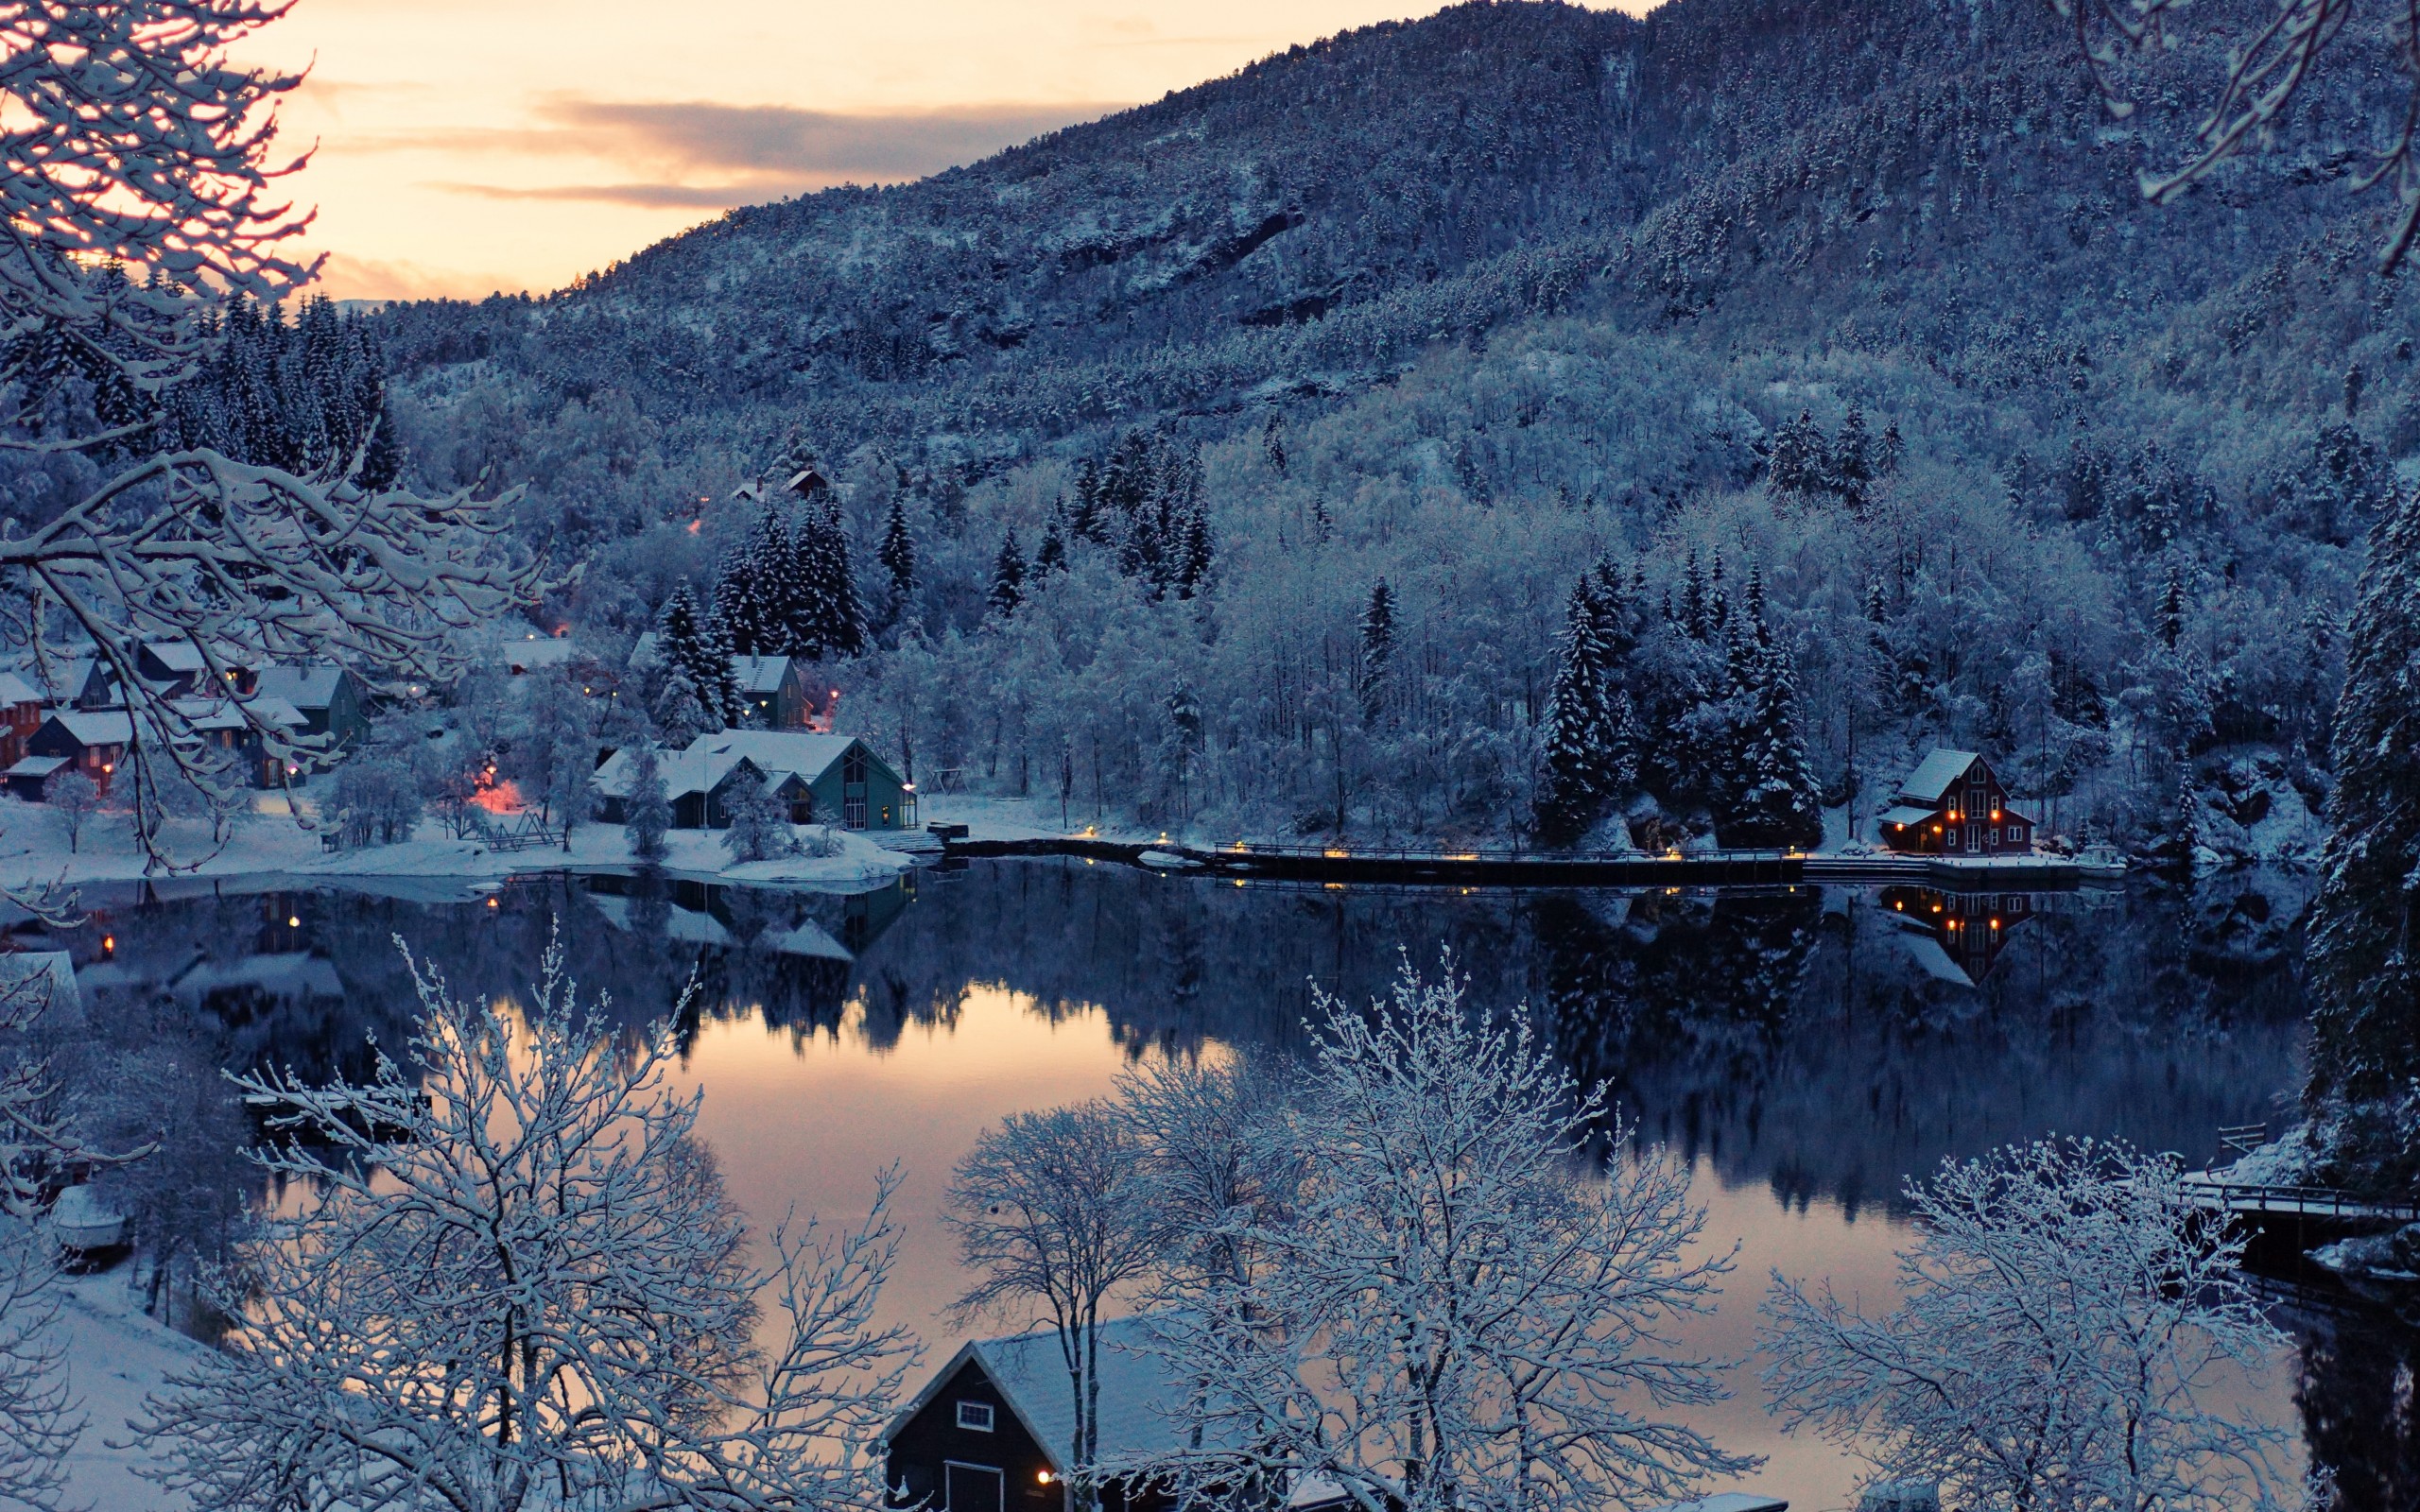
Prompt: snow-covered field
<box><xmin>44</xmin><ymin>1268</ymin><xmax>207</xmax><ymax>1509</ymax></box>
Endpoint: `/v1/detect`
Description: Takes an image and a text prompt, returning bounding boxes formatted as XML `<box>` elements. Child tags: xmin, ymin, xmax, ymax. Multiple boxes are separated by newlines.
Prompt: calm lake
<box><xmin>28</xmin><ymin>860</ymin><xmax>2417</xmax><ymax>1511</ymax></box>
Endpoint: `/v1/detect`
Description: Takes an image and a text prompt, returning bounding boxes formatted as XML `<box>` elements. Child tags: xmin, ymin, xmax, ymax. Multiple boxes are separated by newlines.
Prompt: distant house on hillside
<box><xmin>732</xmin><ymin>655</ymin><xmax>822</xmax><ymax>730</ymax></box>
<box><xmin>26</xmin><ymin>655</ymin><xmax>115</xmax><ymax>711</ymax></box>
<box><xmin>501</xmin><ymin>634</ymin><xmax>583</xmax><ymax>676</ymax></box>
<box><xmin>136</xmin><ymin>641</ymin><xmax>215</xmax><ymax>696</ymax></box>
<box><xmin>1878</xmin><ymin>749</ymin><xmax>2035</xmax><ymax>856</ymax></box>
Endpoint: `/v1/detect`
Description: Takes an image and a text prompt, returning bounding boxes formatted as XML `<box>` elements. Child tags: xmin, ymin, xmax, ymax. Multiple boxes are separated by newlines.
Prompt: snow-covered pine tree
<box><xmin>1261</xmin><ymin>411</ymin><xmax>1288</xmax><ymax>476</ymax></box>
<box><xmin>652</xmin><ymin>584</ymin><xmax>730</xmax><ymax>734</ymax></box>
<box><xmin>1830</xmin><ymin>405</ymin><xmax>1872</xmax><ymax>505</ymax></box>
<box><xmin>2305</xmin><ymin>481</ymin><xmax>2420</xmax><ymax>1185</ymax></box>
<box><xmin>698</xmin><ymin>598</ymin><xmax>745</xmax><ymax>722</ymax></box>
<box><xmin>1174</xmin><ymin>498</ymin><xmax>1214</xmax><ymax>600</ymax></box>
<box><xmin>1534</xmin><ymin>578</ymin><xmax>1617</xmax><ymax>847</ymax></box>
<box><xmin>989</xmin><ymin>531</ymin><xmax>1028</xmax><ymax>620</ymax></box>
<box><xmin>2155</xmin><ymin>560</ymin><xmax>2187</xmax><ymax>651</ymax></box>
<box><xmin>1724</xmin><ymin>625</ymin><xmax>1826</xmax><ymax>849</ymax></box>
<box><xmin>1359</xmin><ymin>578</ymin><xmax>1396</xmax><ymax>726</ymax></box>
<box><xmin>1035</xmin><ymin>507</ymin><xmax>1069</xmax><ymax>576</ymax></box>
<box><xmin>800</xmin><ymin>502</ymin><xmax>867</xmax><ymax>658</ymax></box>
<box><xmin>1875</xmin><ymin>421</ymin><xmax>1907</xmax><ymax>478</ymax></box>
<box><xmin>650</xmin><ymin>667</ymin><xmax>716</xmax><ymax>747</ymax></box>
<box><xmin>712</xmin><ymin>515</ymin><xmax>770</xmax><ymax>657</ymax></box>
<box><xmin>1768</xmin><ymin>409</ymin><xmax>1828</xmax><ymax>497</ymax></box>
<box><xmin>877</xmin><ymin>492</ymin><xmax>917</xmax><ymax>612</ymax></box>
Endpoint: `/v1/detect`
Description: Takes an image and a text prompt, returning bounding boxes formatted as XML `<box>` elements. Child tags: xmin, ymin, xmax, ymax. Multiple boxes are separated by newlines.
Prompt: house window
<box><xmin>843</xmin><ymin>747</ymin><xmax>867</xmax><ymax>785</ymax></box>
<box><xmin>956</xmin><ymin>1401</ymin><xmax>994</xmax><ymax>1432</ymax></box>
<box><xmin>1989</xmin><ymin>827</ymin><xmax>1999</xmax><ymax>846</ymax></box>
<box><xmin>1945</xmin><ymin>827</ymin><xmax>1961</xmax><ymax>849</ymax></box>
<box><xmin>844</xmin><ymin>797</ymin><xmax>868</xmax><ymax>830</ymax></box>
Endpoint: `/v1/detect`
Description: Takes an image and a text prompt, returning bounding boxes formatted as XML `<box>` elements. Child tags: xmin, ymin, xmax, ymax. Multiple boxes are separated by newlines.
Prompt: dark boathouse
<box><xmin>1877</xmin><ymin>748</ymin><xmax>2037</xmax><ymax>856</ymax></box>
<box><xmin>884</xmin><ymin>1317</ymin><xmax>1187</xmax><ymax>1512</ymax></box>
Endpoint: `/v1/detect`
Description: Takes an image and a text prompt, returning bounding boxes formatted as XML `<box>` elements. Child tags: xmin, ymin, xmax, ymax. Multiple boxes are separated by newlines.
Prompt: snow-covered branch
<box><xmin>1126</xmin><ymin>956</ymin><xmax>1754</xmax><ymax>1512</ymax></box>
<box><xmin>1761</xmin><ymin>1137</ymin><xmax>2298</xmax><ymax>1512</ymax></box>
<box><xmin>134</xmin><ymin>930</ymin><xmax>916</xmax><ymax>1512</ymax></box>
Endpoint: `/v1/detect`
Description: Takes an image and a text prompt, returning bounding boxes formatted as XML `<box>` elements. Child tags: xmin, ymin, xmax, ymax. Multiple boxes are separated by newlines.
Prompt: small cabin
<box><xmin>732</xmin><ymin>655</ymin><xmax>822</xmax><ymax>730</ymax></box>
<box><xmin>1878</xmin><ymin>749</ymin><xmax>2035</xmax><ymax>857</ymax></box>
<box><xmin>884</xmin><ymin>1317</ymin><xmax>1192</xmax><ymax>1512</ymax></box>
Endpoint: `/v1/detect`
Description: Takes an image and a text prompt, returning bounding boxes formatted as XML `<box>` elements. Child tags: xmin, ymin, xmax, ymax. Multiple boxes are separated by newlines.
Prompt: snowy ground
<box><xmin>43</xmin><ymin>1265</ymin><xmax>206</xmax><ymax>1510</ymax></box>
<box><xmin>0</xmin><ymin>794</ymin><xmax>913</xmax><ymax>897</ymax></box>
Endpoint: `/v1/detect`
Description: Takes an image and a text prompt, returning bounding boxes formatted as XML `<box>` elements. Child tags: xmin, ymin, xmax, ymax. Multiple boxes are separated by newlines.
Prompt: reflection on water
<box><xmin>25</xmin><ymin>860</ymin><xmax>2409</xmax><ymax>1510</ymax></box>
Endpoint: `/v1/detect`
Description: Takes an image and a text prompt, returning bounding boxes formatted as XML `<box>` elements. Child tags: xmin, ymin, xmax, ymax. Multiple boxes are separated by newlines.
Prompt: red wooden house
<box><xmin>1878</xmin><ymin>749</ymin><xmax>2037</xmax><ymax>856</ymax></box>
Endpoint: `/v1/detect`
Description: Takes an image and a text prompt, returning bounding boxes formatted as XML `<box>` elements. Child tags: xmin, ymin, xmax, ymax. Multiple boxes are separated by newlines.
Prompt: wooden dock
<box><xmin>2179</xmin><ymin>1176</ymin><xmax>2420</xmax><ymax>1267</ymax></box>
<box><xmin>942</xmin><ymin>835</ymin><xmax>2104</xmax><ymax>891</ymax></box>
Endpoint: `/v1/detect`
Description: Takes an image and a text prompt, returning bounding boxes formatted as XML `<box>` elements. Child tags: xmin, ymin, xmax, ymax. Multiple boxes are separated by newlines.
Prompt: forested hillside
<box><xmin>372</xmin><ymin>0</ymin><xmax>2416</xmax><ymax>850</ymax></box>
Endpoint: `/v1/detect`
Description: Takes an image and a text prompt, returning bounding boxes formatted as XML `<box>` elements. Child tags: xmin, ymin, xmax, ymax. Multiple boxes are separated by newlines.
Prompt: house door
<box><xmin>945</xmin><ymin>1463</ymin><xmax>1004</xmax><ymax>1512</ymax></box>
<box><xmin>1965</xmin><ymin>823</ymin><xmax>1981</xmax><ymax>851</ymax></box>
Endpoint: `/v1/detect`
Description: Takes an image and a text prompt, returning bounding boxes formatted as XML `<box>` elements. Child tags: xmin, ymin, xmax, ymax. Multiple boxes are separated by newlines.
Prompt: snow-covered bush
<box><xmin>1761</xmin><ymin>1138</ymin><xmax>2295</xmax><ymax>1512</ymax></box>
<box><xmin>722</xmin><ymin>782</ymin><xmax>800</xmax><ymax>864</ymax></box>
<box><xmin>136</xmin><ymin>934</ymin><xmax>918</xmax><ymax>1512</ymax></box>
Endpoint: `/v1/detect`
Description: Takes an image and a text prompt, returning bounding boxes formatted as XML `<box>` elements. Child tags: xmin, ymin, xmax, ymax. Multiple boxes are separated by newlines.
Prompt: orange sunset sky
<box><xmin>252</xmin><ymin>0</ymin><xmax>1656</xmax><ymax>303</ymax></box>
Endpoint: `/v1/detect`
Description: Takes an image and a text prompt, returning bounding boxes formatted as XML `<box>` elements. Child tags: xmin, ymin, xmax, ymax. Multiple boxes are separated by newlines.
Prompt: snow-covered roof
<box><xmin>1888</xmin><ymin>919</ymin><xmax>1976</xmax><ymax>988</ymax></box>
<box><xmin>1644</xmin><ymin>1496</ymin><xmax>1789</xmax><ymax>1512</ymax></box>
<box><xmin>0</xmin><ymin>951</ymin><xmax>80</xmax><ymax>1028</ymax></box>
<box><xmin>733</xmin><ymin>655</ymin><xmax>797</xmax><ymax>694</ymax></box>
<box><xmin>143</xmin><ymin>641</ymin><xmax>210</xmax><ymax>673</ymax></box>
<box><xmin>0</xmin><ymin>672</ymin><xmax>39</xmax><ymax>706</ymax></box>
<box><xmin>763</xmin><ymin>919</ymin><xmax>851</xmax><ymax>961</ymax></box>
<box><xmin>43</xmin><ymin>710</ymin><xmax>132</xmax><ymax>747</ymax></box>
<box><xmin>627</xmin><ymin>631</ymin><xmax>661</xmax><ymax>671</ymax></box>
<box><xmin>170</xmin><ymin>953</ymin><xmax>345</xmax><ymax>1002</ymax></box>
<box><xmin>1894</xmin><ymin>748</ymin><xmax>1980</xmax><ymax>802</ymax></box>
<box><xmin>5</xmin><ymin>756</ymin><xmax>68</xmax><ymax>779</ymax></box>
<box><xmin>685</xmin><ymin>730</ymin><xmax>863</xmax><ymax>784</ymax></box>
<box><xmin>252</xmin><ymin>664</ymin><xmax>348</xmax><ymax>709</ymax></box>
<box><xmin>1878</xmin><ymin>804</ymin><xmax>1936</xmax><ymax>829</ymax></box>
<box><xmin>176</xmin><ymin>696</ymin><xmax>306</xmax><ymax>731</ymax></box>
<box><xmin>591</xmin><ymin>746</ymin><xmax>760</xmax><ymax>801</ymax></box>
<box><xmin>886</xmin><ymin>1315</ymin><xmax>1209</xmax><ymax>1471</ymax></box>
<box><xmin>503</xmin><ymin>637</ymin><xmax>582</xmax><ymax>671</ymax></box>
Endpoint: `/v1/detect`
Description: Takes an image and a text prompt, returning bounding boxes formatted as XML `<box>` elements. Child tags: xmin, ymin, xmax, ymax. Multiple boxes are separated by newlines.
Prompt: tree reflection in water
<box><xmin>21</xmin><ymin>858</ymin><xmax>2413</xmax><ymax>1496</ymax></box>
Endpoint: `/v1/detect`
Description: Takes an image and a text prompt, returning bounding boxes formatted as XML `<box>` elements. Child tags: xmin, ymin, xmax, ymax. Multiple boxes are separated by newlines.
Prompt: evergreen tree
<box><xmin>1875</xmin><ymin>421</ymin><xmax>1907</xmax><ymax>478</ymax></box>
<box><xmin>624</xmin><ymin>743</ymin><xmax>671</xmax><ymax>862</ymax></box>
<box><xmin>2305</xmin><ymin>483</ymin><xmax>2420</xmax><ymax>1183</ymax></box>
<box><xmin>653</xmin><ymin>583</ymin><xmax>732</xmax><ymax>732</ymax></box>
<box><xmin>877</xmin><ymin>492</ymin><xmax>917</xmax><ymax>612</ymax></box>
<box><xmin>650</xmin><ymin>666</ymin><xmax>717</xmax><ymax>747</ymax></box>
<box><xmin>1035</xmin><ymin>507</ymin><xmax>1069</xmax><ymax>576</ymax></box>
<box><xmin>1174</xmin><ymin>498</ymin><xmax>1214</xmax><ymax>599</ymax></box>
<box><xmin>1768</xmin><ymin>409</ymin><xmax>1828</xmax><ymax>496</ymax></box>
<box><xmin>1831</xmin><ymin>405</ymin><xmax>1872</xmax><ymax>505</ymax></box>
<box><xmin>1533</xmin><ymin>579</ymin><xmax>1617</xmax><ymax>847</ymax></box>
<box><xmin>1682</xmin><ymin>547</ymin><xmax>1708</xmax><ymax>639</ymax></box>
<box><xmin>1359</xmin><ymin>578</ymin><xmax>1396</xmax><ymax>726</ymax></box>
<box><xmin>2155</xmin><ymin>561</ymin><xmax>2187</xmax><ymax>651</ymax></box>
<box><xmin>1718</xmin><ymin>622</ymin><xmax>1825</xmax><ymax>849</ymax></box>
<box><xmin>714</xmin><ymin>508</ymin><xmax>795</xmax><ymax>657</ymax></box>
<box><xmin>1261</xmin><ymin>411</ymin><xmax>1288</xmax><ymax>476</ymax></box>
<box><xmin>988</xmin><ymin>531</ymin><xmax>1028</xmax><ymax>620</ymax></box>
<box><xmin>796</xmin><ymin>502</ymin><xmax>867</xmax><ymax>658</ymax></box>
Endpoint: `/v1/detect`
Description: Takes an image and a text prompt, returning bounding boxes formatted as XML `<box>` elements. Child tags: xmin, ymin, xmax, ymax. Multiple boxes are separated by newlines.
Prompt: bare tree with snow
<box><xmin>1114</xmin><ymin>1055</ymin><xmax>1303</xmax><ymax>1297</ymax></box>
<box><xmin>945</xmin><ymin>1100</ymin><xmax>1162</xmax><ymax>1512</ymax></box>
<box><xmin>1761</xmin><ymin>1137</ymin><xmax>2298</xmax><ymax>1512</ymax></box>
<box><xmin>1131</xmin><ymin>957</ymin><xmax>1754</xmax><ymax>1512</ymax></box>
<box><xmin>2062</xmin><ymin>0</ymin><xmax>2420</xmax><ymax>270</ymax></box>
<box><xmin>0</xmin><ymin>0</ymin><xmax>529</xmax><ymax>869</ymax></box>
<box><xmin>134</xmin><ymin>932</ymin><xmax>919</xmax><ymax>1512</ymax></box>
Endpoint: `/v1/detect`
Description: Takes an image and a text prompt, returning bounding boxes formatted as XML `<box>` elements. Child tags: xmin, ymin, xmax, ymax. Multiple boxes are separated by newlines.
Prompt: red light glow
<box><xmin>471</xmin><ymin>780</ymin><xmax>525</xmax><ymax>815</ymax></box>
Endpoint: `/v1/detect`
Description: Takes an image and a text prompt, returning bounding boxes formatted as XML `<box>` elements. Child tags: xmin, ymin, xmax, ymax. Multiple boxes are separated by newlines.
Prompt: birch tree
<box><xmin>1132</xmin><ymin>958</ymin><xmax>1754</xmax><ymax>1512</ymax></box>
<box><xmin>135</xmin><ymin>934</ymin><xmax>919</xmax><ymax>1512</ymax></box>
<box><xmin>0</xmin><ymin>0</ymin><xmax>529</xmax><ymax>868</ymax></box>
<box><xmin>1761</xmin><ymin>1138</ymin><xmax>2297</xmax><ymax>1512</ymax></box>
<box><xmin>945</xmin><ymin>1101</ymin><xmax>1161</xmax><ymax>1512</ymax></box>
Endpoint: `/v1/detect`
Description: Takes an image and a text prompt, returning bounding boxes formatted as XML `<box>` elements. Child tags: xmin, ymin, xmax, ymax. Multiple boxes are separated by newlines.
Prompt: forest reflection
<box><xmin>23</xmin><ymin>858</ymin><xmax>2406</xmax><ymax>1503</ymax></box>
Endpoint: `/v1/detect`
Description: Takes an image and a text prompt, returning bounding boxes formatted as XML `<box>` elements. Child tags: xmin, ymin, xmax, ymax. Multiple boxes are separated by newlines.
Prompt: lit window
<box><xmin>957</xmin><ymin>1401</ymin><xmax>994</xmax><ymax>1432</ymax></box>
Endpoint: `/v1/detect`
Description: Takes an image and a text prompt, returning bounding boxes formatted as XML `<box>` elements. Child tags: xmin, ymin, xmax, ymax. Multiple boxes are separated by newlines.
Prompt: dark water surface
<box><xmin>30</xmin><ymin>860</ymin><xmax>2418</xmax><ymax>1511</ymax></box>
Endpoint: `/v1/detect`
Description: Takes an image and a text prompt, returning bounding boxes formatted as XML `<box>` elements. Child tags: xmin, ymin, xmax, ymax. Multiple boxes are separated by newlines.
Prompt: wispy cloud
<box><xmin>380</xmin><ymin>98</ymin><xmax>1122</xmax><ymax>211</ymax></box>
<box><xmin>426</xmin><ymin>180</ymin><xmax>784</xmax><ymax>210</ymax></box>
